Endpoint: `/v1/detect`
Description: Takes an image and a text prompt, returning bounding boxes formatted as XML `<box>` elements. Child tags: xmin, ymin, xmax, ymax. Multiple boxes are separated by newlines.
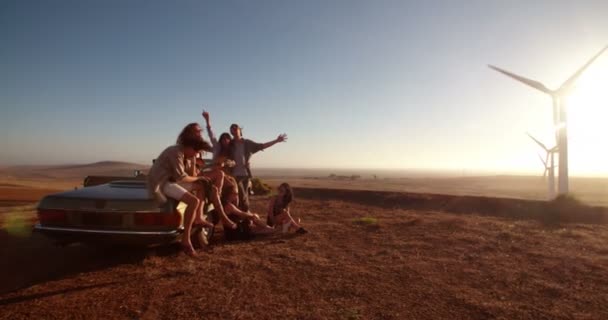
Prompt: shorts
<box><xmin>161</xmin><ymin>181</ymin><xmax>195</xmax><ymax>200</ymax></box>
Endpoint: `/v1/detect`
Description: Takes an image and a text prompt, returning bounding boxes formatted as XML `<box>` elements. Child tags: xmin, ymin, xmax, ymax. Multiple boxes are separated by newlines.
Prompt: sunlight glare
<box><xmin>566</xmin><ymin>56</ymin><xmax>608</xmax><ymax>176</ymax></box>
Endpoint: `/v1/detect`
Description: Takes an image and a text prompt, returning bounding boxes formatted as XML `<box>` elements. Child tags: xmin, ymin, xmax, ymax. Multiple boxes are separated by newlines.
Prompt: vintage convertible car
<box><xmin>34</xmin><ymin>174</ymin><xmax>215</xmax><ymax>246</ymax></box>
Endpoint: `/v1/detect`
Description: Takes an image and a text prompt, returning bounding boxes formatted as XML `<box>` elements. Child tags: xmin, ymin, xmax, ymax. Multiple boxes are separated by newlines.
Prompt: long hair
<box><xmin>218</xmin><ymin>132</ymin><xmax>232</xmax><ymax>158</ymax></box>
<box><xmin>177</xmin><ymin>123</ymin><xmax>200</xmax><ymax>145</ymax></box>
<box><xmin>181</xmin><ymin>136</ymin><xmax>212</xmax><ymax>152</ymax></box>
<box><xmin>278</xmin><ymin>182</ymin><xmax>293</xmax><ymax>208</ymax></box>
<box><xmin>177</xmin><ymin>123</ymin><xmax>212</xmax><ymax>153</ymax></box>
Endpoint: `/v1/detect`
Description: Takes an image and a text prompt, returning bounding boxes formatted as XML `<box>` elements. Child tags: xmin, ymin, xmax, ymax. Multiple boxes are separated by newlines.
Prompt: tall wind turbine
<box><xmin>489</xmin><ymin>45</ymin><xmax>608</xmax><ymax>195</ymax></box>
<box><xmin>527</xmin><ymin>133</ymin><xmax>558</xmax><ymax>200</ymax></box>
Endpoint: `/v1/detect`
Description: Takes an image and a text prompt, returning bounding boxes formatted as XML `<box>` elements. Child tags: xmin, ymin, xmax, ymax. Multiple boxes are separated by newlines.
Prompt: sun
<box><xmin>565</xmin><ymin>56</ymin><xmax>608</xmax><ymax>176</ymax></box>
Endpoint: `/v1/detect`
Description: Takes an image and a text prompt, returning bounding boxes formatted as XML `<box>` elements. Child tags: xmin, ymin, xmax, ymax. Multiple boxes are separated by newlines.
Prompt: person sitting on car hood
<box><xmin>147</xmin><ymin>136</ymin><xmax>232</xmax><ymax>256</ymax></box>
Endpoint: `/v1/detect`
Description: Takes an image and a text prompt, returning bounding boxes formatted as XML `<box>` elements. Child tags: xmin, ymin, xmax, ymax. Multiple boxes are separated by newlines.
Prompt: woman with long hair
<box><xmin>176</xmin><ymin>122</ymin><xmax>237</xmax><ymax>231</ymax></box>
<box><xmin>202</xmin><ymin>111</ymin><xmax>236</xmax><ymax>170</ymax></box>
<box><xmin>267</xmin><ymin>183</ymin><xmax>307</xmax><ymax>234</ymax></box>
<box><xmin>202</xmin><ymin>110</ymin><xmax>239</xmax><ymax>199</ymax></box>
<box><xmin>176</xmin><ymin>123</ymin><xmax>203</xmax><ymax>146</ymax></box>
<box><xmin>147</xmin><ymin>137</ymin><xmax>214</xmax><ymax>256</ymax></box>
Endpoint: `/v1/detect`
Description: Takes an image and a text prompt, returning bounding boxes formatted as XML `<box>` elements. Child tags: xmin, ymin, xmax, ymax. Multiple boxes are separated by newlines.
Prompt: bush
<box><xmin>251</xmin><ymin>177</ymin><xmax>272</xmax><ymax>196</ymax></box>
<box><xmin>539</xmin><ymin>194</ymin><xmax>607</xmax><ymax>225</ymax></box>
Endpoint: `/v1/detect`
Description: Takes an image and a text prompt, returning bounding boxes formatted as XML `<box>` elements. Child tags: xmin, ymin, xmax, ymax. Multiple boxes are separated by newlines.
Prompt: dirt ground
<box><xmin>1</xmin><ymin>186</ymin><xmax>608</xmax><ymax>319</ymax></box>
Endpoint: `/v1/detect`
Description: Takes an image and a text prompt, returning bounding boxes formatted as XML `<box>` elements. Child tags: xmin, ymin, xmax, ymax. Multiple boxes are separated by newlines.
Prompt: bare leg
<box><xmin>224</xmin><ymin>209</ymin><xmax>273</xmax><ymax>234</ymax></box>
<box><xmin>248</xmin><ymin>213</ymin><xmax>274</xmax><ymax>234</ymax></box>
<box><xmin>200</xmin><ymin>171</ymin><xmax>236</xmax><ymax>229</ymax></box>
<box><xmin>180</xmin><ymin>192</ymin><xmax>200</xmax><ymax>256</ymax></box>
<box><xmin>251</xmin><ymin>214</ymin><xmax>271</xmax><ymax>229</ymax></box>
<box><xmin>284</xmin><ymin>212</ymin><xmax>301</xmax><ymax>230</ymax></box>
<box><xmin>275</xmin><ymin>212</ymin><xmax>304</xmax><ymax>233</ymax></box>
<box><xmin>191</xmin><ymin>183</ymin><xmax>213</xmax><ymax>228</ymax></box>
<box><xmin>201</xmin><ymin>169</ymin><xmax>225</xmax><ymax>193</ymax></box>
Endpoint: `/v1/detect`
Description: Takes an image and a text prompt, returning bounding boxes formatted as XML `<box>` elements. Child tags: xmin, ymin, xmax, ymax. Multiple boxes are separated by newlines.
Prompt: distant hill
<box><xmin>0</xmin><ymin>161</ymin><xmax>150</xmax><ymax>180</ymax></box>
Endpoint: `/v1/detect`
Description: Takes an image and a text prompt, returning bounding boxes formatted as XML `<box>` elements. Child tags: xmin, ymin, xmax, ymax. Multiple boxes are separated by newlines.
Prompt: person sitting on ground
<box><xmin>223</xmin><ymin>187</ymin><xmax>274</xmax><ymax>235</ymax></box>
<box><xmin>267</xmin><ymin>183</ymin><xmax>307</xmax><ymax>234</ymax></box>
<box><xmin>147</xmin><ymin>136</ymin><xmax>215</xmax><ymax>257</ymax></box>
<box><xmin>176</xmin><ymin>122</ymin><xmax>237</xmax><ymax>231</ymax></box>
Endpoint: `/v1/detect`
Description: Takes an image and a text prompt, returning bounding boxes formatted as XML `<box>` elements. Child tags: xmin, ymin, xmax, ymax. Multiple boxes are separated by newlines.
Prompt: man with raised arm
<box><xmin>229</xmin><ymin>123</ymin><xmax>287</xmax><ymax>211</ymax></box>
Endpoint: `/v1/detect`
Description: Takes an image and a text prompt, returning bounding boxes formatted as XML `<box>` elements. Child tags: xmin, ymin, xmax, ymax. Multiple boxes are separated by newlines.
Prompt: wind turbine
<box><xmin>527</xmin><ymin>133</ymin><xmax>558</xmax><ymax>200</ymax></box>
<box><xmin>489</xmin><ymin>45</ymin><xmax>608</xmax><ymax>195</ymax></box>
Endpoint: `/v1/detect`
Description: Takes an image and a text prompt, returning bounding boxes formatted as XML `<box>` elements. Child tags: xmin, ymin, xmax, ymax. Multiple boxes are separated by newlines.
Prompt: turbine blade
<box><xmin>559</xmin><ymin>45</ymin><xmax>608</xmax><ymax>93</ymax></box>
<box><xmin>538</xmin><ymin>153</ymin><xmax>547</xmax><ymax>166</ymax></box>
<box><xmin>526</xmin><ymin>132</ymin><xmax>549</xmax><ymax>151</ymax></box>
<box><xmin>543</xmin><ymin>167</ymin><xmax>548</xmax><ymax>178</ymax></box>
<box><xmin>488</xmin><ymin>65</ymin><xmax>552</xmax><ymax>94</ymax></box>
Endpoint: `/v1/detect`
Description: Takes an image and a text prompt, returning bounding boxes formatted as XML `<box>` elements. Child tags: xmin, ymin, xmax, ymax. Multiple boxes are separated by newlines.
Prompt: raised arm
<box><xmin>261</xmin><ymin>133</ymin><xmax>288</xmax><ymax>150</ymax></box>
<box><xmin>202</xmin><ymin>110</ymin><xmax>218</xmax><ymax>146</ymax></box>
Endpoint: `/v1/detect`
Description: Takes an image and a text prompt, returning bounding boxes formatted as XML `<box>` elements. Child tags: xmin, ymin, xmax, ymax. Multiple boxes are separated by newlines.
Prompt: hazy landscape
<box><xmin>1</xmin><ymin>161</ymin><xmax>608</xmax><ymax>319</ymax></box>
<box><xmin>3</xmin><ymin>0</ymin><xmax>608</xmax><ymax>318</ymax></box>
<box><xmin>2</xmin><ymin>162</ymin><xmax>607</xmax><ymax>206</ymax></box>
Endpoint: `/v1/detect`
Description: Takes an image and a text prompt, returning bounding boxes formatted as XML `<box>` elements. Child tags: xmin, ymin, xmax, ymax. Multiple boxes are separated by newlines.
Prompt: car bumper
<box><xmin>33</xmin><ymin>223</ymin><xmax>182</xmax><ymax>245</ymax></box>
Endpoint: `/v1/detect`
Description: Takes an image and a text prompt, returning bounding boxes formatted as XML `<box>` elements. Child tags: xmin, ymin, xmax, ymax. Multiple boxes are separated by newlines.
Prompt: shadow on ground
<box><xmin>0</xmin><ymin>229</ymin><xmax>179</xmax><ymax>295</ymax></box>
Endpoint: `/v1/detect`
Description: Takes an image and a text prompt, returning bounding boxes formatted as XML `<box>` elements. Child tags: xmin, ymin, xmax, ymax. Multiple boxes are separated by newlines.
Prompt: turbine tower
<box><xmin>527</xmin><ymin>133</ymin><xmax>558</xmax><ymax>200</ymax></box>
<box><xmin>489</xmin><ymin>45</ymin><xmax>608</xmax><ymax>195</ymax></box>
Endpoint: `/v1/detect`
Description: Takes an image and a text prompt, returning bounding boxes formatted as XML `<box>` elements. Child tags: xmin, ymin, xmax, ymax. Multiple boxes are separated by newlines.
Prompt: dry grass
<box><xmin>1</xmin><ymin>184</ymin><xmax>608</xmax><ymax>319</ymax></box>
<box><xmin>351</xmin><ymin>216</ymin><xmax>378</xmax><ymax>225</ymax></box>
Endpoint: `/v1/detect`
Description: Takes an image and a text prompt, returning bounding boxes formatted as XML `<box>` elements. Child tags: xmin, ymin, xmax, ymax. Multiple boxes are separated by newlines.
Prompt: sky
<box><xmin>1</xmin><ymin>0</ymin><xmax>607</xmax><ymax>176</ymax></box>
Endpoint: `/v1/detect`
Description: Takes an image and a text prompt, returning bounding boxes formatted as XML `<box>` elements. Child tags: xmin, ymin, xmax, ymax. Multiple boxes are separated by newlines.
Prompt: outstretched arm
<box><xmin>261</xmin><ymin>133</ymin><xmax>288</xmax><ymax>150</ymax></box>
<box><xmin>226</xmin><ymin>203</ymin><xmax>270</xmax><ymax>230</ymax></box>
<box><xmin>179</xmin><ymin>175</ymin><xmax>208</xmax><ymax>183</ymax></box>
<box><xmin>225</xmin><ymin>202</ymin><xmax>255</xmax><ymax>220</ymax></box>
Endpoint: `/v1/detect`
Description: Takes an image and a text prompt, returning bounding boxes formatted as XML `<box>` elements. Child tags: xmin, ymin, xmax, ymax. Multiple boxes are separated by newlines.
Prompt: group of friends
<box><xmin>147</xmin><ymin>110</ymin><xmax>307</xmax><ymax>256</ymax></box>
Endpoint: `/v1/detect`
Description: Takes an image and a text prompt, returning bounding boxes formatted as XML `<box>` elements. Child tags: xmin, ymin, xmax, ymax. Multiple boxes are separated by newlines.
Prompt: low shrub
<box><xmin>251</xmin><ymin>177</ymin><xmax>272</xmax><ymax>196</ymax></box>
